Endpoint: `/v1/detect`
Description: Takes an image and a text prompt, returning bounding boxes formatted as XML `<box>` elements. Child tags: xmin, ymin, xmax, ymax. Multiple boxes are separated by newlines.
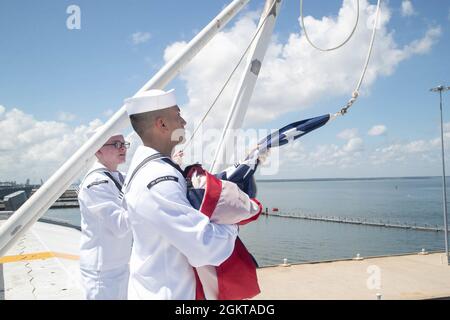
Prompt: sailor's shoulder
<box><xmin>81</xmin><ymin>170</ymin><xmax>110</xmax><ymax>190</ymax></box>
<box><xmin>137</xmin><ymin>159</ymin><xmax>184</xmax><ymax>190</ymax></box>
<box><xmin>139</xmin><ymin>158</ymin><xmax>181</xmax><ymax>175</ymax></box>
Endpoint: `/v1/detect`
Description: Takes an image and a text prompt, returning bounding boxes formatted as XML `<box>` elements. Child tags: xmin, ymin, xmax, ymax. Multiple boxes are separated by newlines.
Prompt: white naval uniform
<box><xmin>122</xmin><ymin>146</ymin><xmax>238</xmax><ymax>300</ymax></box>
<box><xmin>78</xmin><ymin>161</ymin><xmax>133</xmax><ymax>300</ymax></box>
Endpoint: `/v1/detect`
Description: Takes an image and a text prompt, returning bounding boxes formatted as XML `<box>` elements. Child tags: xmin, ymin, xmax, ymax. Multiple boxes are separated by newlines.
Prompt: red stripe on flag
<box><xmin>216</xmin><ymin>237</ymin><xmax>260</xmax><ymax>300</ymax></box>
<box><xmin>238</xmin><ymin>198</ymin><xmax>263</xmax><ymax>225</ymax></box>
<box><xmin>199</xmin><ymin>172</ymin><xmax>222</xmax><ymax>218</ymax></box>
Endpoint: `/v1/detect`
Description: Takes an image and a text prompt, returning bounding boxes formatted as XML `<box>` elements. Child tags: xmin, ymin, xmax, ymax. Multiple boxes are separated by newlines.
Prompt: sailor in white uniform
<box><xmin>122</xmin><ymin>89</ymin><xmax>238</xmax><ymax>299</ymax></box>
<box><xmin>78</xmin><ymin>132</ymin><xmax>133</xmax><ymax>300</ymax></box>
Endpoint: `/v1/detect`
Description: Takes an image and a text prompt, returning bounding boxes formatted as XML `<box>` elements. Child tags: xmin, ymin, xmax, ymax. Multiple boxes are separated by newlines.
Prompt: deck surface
<box><xmin>1</xmin><ymin>220</ymin><xmax>449</xmax><ymax>300</ymax></box>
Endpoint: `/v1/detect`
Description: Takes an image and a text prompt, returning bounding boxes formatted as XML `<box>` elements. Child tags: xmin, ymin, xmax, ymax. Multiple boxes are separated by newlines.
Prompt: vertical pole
<box><xmin>210</xmin><ymin>0</ymin><xmax>282</xmax><ymax>173</ymax></box>
<box><xmin>439</xmin><ymin>89</ymin><xmax>450</xmax><ymax>265</ymax></box>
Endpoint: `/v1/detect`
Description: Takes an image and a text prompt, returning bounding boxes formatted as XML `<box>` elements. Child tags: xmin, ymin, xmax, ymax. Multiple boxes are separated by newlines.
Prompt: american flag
<box><xmin>216</xmin><ymin>114</ymin><xmax>331</xmax><ymax>197</ymax></box>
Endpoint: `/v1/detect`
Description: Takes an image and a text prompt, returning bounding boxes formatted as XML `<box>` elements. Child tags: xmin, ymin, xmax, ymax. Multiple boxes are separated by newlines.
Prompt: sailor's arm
<box><xmin>80</xmin><ymin>180</ymin><xmax>130</xmax><ymax>238</ymax></box>
<box><xmin>136</xmin><ymin>177</ymin><xmax>238</xmax><ymax>268</ymax></box>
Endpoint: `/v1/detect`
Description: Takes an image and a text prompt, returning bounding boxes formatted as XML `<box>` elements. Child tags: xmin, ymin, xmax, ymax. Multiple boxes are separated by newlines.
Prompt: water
<box><xmin>43</xmin><ymin>207</ymin><xmax>81</xmax><ymax>226</ymax></box>
<box><xmin>43</xmin><ymin>176</ymin><xmax>448</xmax><ymax>267</ymax></box>
<box><xmin>254</xmin><ymin>177</ymin><xmax>444</xmax><ymax>226</ymax></box>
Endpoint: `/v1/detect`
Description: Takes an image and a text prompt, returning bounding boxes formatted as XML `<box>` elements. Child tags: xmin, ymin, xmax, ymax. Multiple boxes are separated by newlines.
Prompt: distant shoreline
<box><xmin>1</xmin><ymin>176</ymin><xmax>445</xmax><ymax>185</ymax></box>
<box><xmin>256</xmin><ymin>176</ymin><xmax>441</xmax><ymax>183</ymax></box>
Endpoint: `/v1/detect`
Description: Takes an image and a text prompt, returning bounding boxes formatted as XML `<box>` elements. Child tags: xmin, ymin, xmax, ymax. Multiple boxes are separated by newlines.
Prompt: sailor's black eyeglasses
<box><xmin>103</xmin><ymin>141</ymin><xmax>130</xmax><ymax>149</ymax></box>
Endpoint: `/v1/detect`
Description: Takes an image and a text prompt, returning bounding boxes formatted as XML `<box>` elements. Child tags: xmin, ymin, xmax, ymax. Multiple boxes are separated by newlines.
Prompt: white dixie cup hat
<box><xmin>124</xmin><ymin>89</ymin><xmax>177</xmax><ymax>115</ymax></box>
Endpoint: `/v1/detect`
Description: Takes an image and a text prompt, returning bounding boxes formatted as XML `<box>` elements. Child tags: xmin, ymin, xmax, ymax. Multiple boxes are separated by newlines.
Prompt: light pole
<box><xmin>430</xmin><ymin>85</ymin><xmax>450</xmax><ymax>265</ymax></box>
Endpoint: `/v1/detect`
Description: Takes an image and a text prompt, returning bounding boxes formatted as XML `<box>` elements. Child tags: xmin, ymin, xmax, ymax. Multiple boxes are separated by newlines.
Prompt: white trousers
<box><xmin>80</xmin><ymin>265</ymin><xmax>129</xmax><ymax>300</ymax></box>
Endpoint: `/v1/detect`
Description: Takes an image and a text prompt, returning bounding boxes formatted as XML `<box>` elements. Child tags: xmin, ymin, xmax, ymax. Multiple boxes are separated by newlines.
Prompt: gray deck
<box><xmin>0</xmin><ymin>221</ymin><xmax>83</xmax><ymax>300</ymax></box>
<box><xmin>1</xmin><ymin>220</ymin><xmax>449</xmax><ymax>300</ymax></box>
<box><xmin>255</xmin><ymin>252</ymin><xmax>450</xmax><ymax>300</ymax></box>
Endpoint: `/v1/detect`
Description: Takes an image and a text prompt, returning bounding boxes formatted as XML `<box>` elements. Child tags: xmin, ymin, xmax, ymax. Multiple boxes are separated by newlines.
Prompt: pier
<box><xmin>0</xmin><ymin>188</ymin><xmax>79</xmax><ymax>211</ymax></box>
<box><xmin>0</xmin><ymin>186</ymin><xmax>35</xmax><ymax>199</ymax></box>
<box><xmin>262</xmin><ymin>209</ymin><xmax>446</xmax><ymax>232</ymax></box>
<box><xmin>30</xmin><ymin>188</ymin><xmax>79</xmax><ymax>209</ymax></box>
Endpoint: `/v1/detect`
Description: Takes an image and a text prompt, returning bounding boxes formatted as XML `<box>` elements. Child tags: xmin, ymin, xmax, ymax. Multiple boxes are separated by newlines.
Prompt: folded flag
<box><xmin>185</xmin><ymin>114</ymin><xmax>332</xmax><ymax>299</ymax></box>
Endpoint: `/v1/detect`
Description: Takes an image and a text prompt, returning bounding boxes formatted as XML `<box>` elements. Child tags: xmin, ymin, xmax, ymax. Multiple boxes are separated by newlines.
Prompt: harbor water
<box><xmin>43</xmin><ymin>176</ymin><xmax>448</xmax><ymax>267</ymax></box>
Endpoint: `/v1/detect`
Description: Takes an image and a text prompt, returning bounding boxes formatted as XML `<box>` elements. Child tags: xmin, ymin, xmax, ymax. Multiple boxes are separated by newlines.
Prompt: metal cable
<box><xmin>300</xmin><ymin>0</ymin><xmax>360</xmax><ymax>52</ymax></box>
<box><xmin>338</xmin><ymin>0</ymin><xmax>381</xmax><ymax>116</ymax></box>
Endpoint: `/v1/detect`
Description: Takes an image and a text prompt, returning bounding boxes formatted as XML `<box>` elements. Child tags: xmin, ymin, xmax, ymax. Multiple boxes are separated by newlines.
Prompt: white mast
<box><xmin>210</xmin><ymin>0</ymin><xmax>282</xmax><ymax>173</ymax></box>
<box><xmin>0</xmin><ymin>0</ymin><xmax>250</xmax><ymax>256</ymax></box>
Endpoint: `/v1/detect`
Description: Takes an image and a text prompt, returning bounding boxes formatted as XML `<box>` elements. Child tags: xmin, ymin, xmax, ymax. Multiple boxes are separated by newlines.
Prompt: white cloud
<box><xmin>401</xmin><ymin>1</ymin><xmax>416</xmax><ymax>17</ymax></box>
<box><xmin>57</xmin><ymin>111</ymin><xmax>76</xmax><ymax>122</ymax></box>
<box><xmin>369</xmin><ymin>134</ymin><xmax>450</xmax><ymax>166</ymax></box>
<box><xmin>343</xmin><ymin>137</ymin><xmax>364</xmax><ymax>152</ymax></box>
<box><xmin>444</xmin><ymin>122</ymin><xmax>450</xmax><ymax>133</ymax></box>
<box><xmin>2</xmin><ymin>1</ymin><xmax>443</xmax><ymax>181</ymax></box>
<box><xmin>368</xmin><ymin>125</ymin><xmax>387</xmax><ymax>136</ymax></box>
<box><xmin>164</xmin><ymin>0</ymin><xmax>441</xmax><ymax>135</ymax></box>
<box><xmin>400</xmin><ymin>26</ymin><xmax>441</xmax><ymax>57</ymax></box>
<box><xmin>160</xmin><ymin>0</ymin><xmax>442</xmax><ymax>170</ymax></box>
<box><xmin>103</xmin><ymin>109</ymin><xmax>114</xmax><ymax>117</ymax></box>
<box><xmin>337</xmin><ymin>128</ymin><xmax>358</xmax><ymax>140</ymax></box>
<box><xmin>274</xmin><ymin>121</ymin><xmax>450</xmax><ymax>176</ymax></box>
<box><xmin>255</xmin><ymin>119</ymin><xmax>450</xmax><ymax>177</ymax></box>
<box><xmin>0</xmin><ymin>106</ymin><xmax>102</xmax><ymax>183</ymax></box>
<box><xmin>403</xmin><ymin>140</ymin><xmax>430</xmax><ymax>153</ymax></box>
<box><xmin>276</xmin><ymin>132</ymin><xmax>448</xmax><ymax>176</ymax></box>
<box><xmin>277</xmin><ymin>132</ymin><xmax>364</xmax><ymax>171</ymax></box>
<box><xmin>131</xmin><ymin>32</ymin><xmax>151</xmax><ymax>45</ymax></box>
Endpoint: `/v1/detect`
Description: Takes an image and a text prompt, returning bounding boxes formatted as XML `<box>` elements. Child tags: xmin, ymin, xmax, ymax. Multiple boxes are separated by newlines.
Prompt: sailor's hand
<box><xmin>172</xmin><ymin>150</ymin><xmax>184</xmax><ymax>166</ymax></box>
<box><xmin>258</xmin><ymin>148</ymin><xmax>270</xmax><ymax>164</ymax></box>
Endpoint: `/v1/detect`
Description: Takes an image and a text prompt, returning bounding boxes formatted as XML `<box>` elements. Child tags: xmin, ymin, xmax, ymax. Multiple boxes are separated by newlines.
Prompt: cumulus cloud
<box><xmin>401</xmin><ymin>1</ymin><xmax>416</xmax><ymax>17</ymax></box>
<box><xmin>0</xmin><ymin>106</ymin><xmax>103</xmax><ymax>183</ymax></box>
<box><xmin>296</xmin><ymin>141</ymin><xmax>362</xmax><ymax>168</ymax></box>
<box><xmin>370</xmin><ymin>139</ymin><xmax>437</xmax><ymax>165</ymax></box>
<box><xmin>1</xmin><ymin>1</ymin><xmax>443</xmax><ymax>181</ymax></box>
<box><xmin>131</xmin><ymin>32</ymin><xmax>151</xmax><ymax>45</ymax></box>
<box><xmin>272</xmin><ymin>119</ymin><xmax>450</xmax><ymax>176</ymax></box>
<box><xmin>368</xmin><ymin>125</ymin><xmax>387</xmax><ymax>136</ymax></box>
<box><xmin>103</xmin><ymin>109</ymin><xmax>114</xmax><ymax>117</ymax></box>
<box><xmin>165</xmin><ymin>0</ymin><xmax>440</xmax><ymax>134</ymax></box>
<box><xmin>57</xmin><ymin>111</ymin><xmax>76</xmax><ymax>122</ymax></box>
<box><xmin>444</xmin><ymin>122</ymin><xmax>450</xmax><ymax>133</ymax></box>
<box><xmin>252</xmin><ymin>119</ymin><xmax>450</xmax><ymax>178</ymax></box>
<box><xmin>160</xmin><ymin>0</ymin><xmax>442</xmax><ymax>170</ymax></box>
<box><xmin>366</xmin><ymin>121</ymin><xmax>450</xmax><ymax>167</ymax></box>
<box><xmin>274</xmin><ymin>129</ymin><xmax>364</xmax><ymax>173</ymax></box>
<box><xmin>274</xmin><ymin>131</ymin><xmax>447</xmax><ymax>178</ymax></box>
<box><xmin>400</xmin><ymin>26</ymin><xmax>441</xmax><ymax>57</ymax></box>
<box><xmin>337</xmin><ymin>128</ymin><xmax>359</xmax><ymax>140</ymax></box>
<box><xmin>343</xmin><ymin>137</ymin><xmax>364</xmax><ymax>152</ymax></box>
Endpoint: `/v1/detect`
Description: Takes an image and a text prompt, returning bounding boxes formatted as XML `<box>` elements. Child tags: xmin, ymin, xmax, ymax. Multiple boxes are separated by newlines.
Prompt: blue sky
<box><xmin>0</xmin><ymin>0</ymin><xmax>449</xmax><ymax>182</ymax></box>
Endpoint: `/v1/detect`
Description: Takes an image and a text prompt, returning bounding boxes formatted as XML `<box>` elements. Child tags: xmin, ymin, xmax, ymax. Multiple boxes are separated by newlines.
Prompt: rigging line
<box><xmin>338</xmin><ymin>0</ymin><xmax>381</xmax><ymax>116</ymax></box>
<box><xmin>355</xmin><ymin>0</ymin><xmax>380</xmax><ymax>93</ymax></box>
<box><xmin>181</xmin><ymin>0</ymin><xmax>279</xmax><ymax>152</ymax></box>
<box><xmin>300</xmin><ymin>0</ymin><xmax>360</xmax><ymax>52</ymax></box>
